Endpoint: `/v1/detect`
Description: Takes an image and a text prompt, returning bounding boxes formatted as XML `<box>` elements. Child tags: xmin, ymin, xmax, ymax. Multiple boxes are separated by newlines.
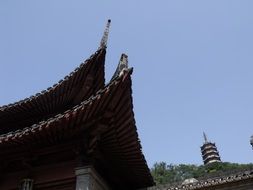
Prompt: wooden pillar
<box><xmin>75</xmin><ymin>165</ymin><xmax>110</xmax><ymax>190</ymax></box>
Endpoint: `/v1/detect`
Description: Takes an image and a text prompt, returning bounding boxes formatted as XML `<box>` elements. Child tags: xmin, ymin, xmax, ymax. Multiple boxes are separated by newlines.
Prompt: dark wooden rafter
<box><xmin>99</xmin><ymin>77</ymin><xmax>153</xmax><ymax>188</ymax></box>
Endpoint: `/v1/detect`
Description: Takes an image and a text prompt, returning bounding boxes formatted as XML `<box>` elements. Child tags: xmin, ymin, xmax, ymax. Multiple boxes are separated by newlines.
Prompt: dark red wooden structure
<box><xmin>0</xmin><ymin>20</ymin><xmax>154</xmax><ymax>190</ymax></box>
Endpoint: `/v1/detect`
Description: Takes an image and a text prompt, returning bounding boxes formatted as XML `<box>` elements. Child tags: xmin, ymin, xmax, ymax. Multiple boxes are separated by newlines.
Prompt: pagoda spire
<box><xmin>203</xmin><ymin>132</ymin><xmax>208</xmax><ymax>143</ymax></box>
<box><xmin>111</xmin><ymin>54</ymin><xmax>129</xmax><ymax>81</ymax></box>
<box><xmin>100</xmin><ymin>19</ymin><xmax>111</xmax><ymax>49</ymax></box>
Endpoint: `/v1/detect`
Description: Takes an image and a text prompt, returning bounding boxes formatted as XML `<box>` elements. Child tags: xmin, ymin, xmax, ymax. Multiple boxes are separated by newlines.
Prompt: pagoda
<box><xmin>0</xmin><ymin>20</ymin><xmax>154</xmax><ymax>190</ymax></box>
<box><xmin>200</xmin><ymin>133</ymin><xmax>221</xmax><ymax>165</ymax></box>
<box><xmin>250</xmin><ymin>135</ymin><xmax>253</xmax><ymax>149</ymax></box>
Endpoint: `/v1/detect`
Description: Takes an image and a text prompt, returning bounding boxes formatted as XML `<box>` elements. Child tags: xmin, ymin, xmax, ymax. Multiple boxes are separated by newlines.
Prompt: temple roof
<box><xmin>164</xmin><ymin>169</ymin><xmax>253</xmax><ymax>190</ymax></box>
<box><xmin>0</xmin><ymin>65</ymin><xmax>124</xmax><ymax>147</ymax></box>
<box><xmin>0</xmin><ymin>20</ymin><xmax>113</xmax><ymax>135</ymax></box>
<box><xmin>0</xmin><ymin>44</ymin><xmax>106</xmax><ymax>135</ymax></box>
<box><xmin>0</xmin><ymin>20</ymin><xmax>154</xmax><ymax>188</ymax></box>
<box><xmin>0</xmin><ymin>66</ymin><xmax>154</xmax><ymax>189</ymax></box>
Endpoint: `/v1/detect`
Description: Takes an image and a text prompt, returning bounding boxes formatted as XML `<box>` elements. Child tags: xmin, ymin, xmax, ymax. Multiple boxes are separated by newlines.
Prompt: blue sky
<box><xmin>1</xmin><ymin>1</ymin><xmax>253</xmax><ymax>166</ymax></box>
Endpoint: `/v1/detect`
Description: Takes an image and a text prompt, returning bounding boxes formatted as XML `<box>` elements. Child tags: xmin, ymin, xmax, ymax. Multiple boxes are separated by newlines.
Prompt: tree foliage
<box><xmin>150</xmin><ymin>162</ymin><xmax>253</xmax><ymax>185</ymax></box>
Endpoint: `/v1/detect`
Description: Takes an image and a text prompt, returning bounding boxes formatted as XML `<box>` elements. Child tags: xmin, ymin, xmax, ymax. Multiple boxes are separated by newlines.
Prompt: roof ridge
<box><xmin>164</xmin><ymin>169</ymin><xmax>253</xmax><ymax>190</ymax></box>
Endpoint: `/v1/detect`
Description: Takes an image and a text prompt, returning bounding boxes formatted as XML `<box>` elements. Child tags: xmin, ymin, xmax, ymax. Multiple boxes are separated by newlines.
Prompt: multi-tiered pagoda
<box><xmin>0</xmin><ymin>20</ymin><xmax>154</xmax><ymax>190</ymax></box>
<box><xmin>200</xmin><ymin>133</ymin><xmax>221</xmax><ymax>165</ymax></box>
<box><xmin>250</xmin><ymin>135</ymin><xmax>253</xmax><ymax>149</ymax></box>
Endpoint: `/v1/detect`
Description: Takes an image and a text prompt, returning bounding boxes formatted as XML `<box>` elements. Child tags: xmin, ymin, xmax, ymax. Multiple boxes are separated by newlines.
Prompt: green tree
<box><xmin>150</xmin><ymin>162</ymin><xmax>253</xmax><ymax>185</ymax></box>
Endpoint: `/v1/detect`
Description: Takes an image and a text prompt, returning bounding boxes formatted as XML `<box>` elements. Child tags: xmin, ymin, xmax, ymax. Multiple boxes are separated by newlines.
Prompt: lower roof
<box><xmin>157</xmin><ymin>169</ymin><xmax>253</xmax><ymax>190</ymax></box>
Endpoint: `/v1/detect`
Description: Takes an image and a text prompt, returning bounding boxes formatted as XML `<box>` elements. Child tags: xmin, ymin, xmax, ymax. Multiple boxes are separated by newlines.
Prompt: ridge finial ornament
<box><xmin>119</xmin><ymin>53</ymin><xmax>129</xmax><ymax>73</ymax></box>
<box><xmin>100</xmin><ymin>19</ymin><xmax>111</xmax><ymax>49</ymax></box>
<box><xmin>111</xmin><ymin>54</ymin><xmax>129</xmax><ymax>81</ymax></box>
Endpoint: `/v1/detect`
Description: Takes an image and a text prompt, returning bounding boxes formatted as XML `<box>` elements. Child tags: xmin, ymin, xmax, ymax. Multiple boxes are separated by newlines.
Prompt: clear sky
<box><xmin>1</xmin><ymin>1</ymin><xmax>253</xmax><ymax>167</ymax></box>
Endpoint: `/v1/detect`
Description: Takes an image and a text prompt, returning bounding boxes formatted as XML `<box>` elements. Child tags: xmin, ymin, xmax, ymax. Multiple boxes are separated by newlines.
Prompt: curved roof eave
<box><xmin>0</xmin><ymin>47</ymin><xmax>106</xmax><ymax>134</ymax></box>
